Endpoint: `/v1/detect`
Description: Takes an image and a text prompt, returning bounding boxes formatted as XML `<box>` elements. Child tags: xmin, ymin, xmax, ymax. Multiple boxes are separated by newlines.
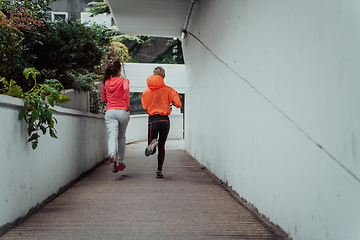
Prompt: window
<box><xmin>51</xmin><ymin>12</ymin><xmax>68</xmax><ymax>21</ymax></box>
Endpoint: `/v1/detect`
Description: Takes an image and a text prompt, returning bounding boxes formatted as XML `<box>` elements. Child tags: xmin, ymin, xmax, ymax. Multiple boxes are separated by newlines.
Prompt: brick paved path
<box><xmin>1</xmin><ymin>140</ymin><xmax>288</xmax><ymax>240</ymax></box>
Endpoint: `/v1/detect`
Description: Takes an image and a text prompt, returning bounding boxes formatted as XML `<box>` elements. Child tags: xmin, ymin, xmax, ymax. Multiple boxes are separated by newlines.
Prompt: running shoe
<box><xmin>118</xmin><ymin>163</ymin><xmax>126</xmax><ymax>171</ymax></box>
<box><xmin>156</xmin><ymin>171</ymin><xmax>164</xmax><ymax>178</ymax></box>
<box><xmin>110</xmin><ymin>155</ymin><xmax>118</xmax><ymax>173</ymax></box>
<box><xmin>145</xmin><ymin>139</ymin><xmax>159</xmax><ymax>157</ymax></box>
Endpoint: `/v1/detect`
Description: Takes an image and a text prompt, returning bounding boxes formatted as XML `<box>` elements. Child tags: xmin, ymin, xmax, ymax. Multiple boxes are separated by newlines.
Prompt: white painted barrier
<box><xmin>59</xmin><ymin>89</ymin><xmax>90</xmax><ymax>112</ymax></box>
<box><xmin>0</xmin><ymin>94</ymin><xmax>108</xmax><ymax>230</ymax></box>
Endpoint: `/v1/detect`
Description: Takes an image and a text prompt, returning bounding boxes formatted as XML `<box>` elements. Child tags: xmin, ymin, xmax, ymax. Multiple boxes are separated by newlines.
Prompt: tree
<box><xmin>26</xmin><ymin>20</ymin><xmax>111</xmax><ymax>89</ymax></box>
<box><xmin>0</xmin><ymin>0</ymin><xmax>55</xmax><ymax>89</ymax></box>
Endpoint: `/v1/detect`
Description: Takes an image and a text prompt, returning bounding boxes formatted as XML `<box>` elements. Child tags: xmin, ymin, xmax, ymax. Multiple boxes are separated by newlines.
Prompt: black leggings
<box><xmin>148</xmin><ymin>115</ymin><xmax>170</xmax><ymax>171</ymax></box>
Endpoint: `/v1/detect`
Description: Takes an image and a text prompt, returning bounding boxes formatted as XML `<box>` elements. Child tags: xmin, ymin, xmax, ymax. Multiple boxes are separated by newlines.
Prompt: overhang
<box><xmin>107</xmin><ymin>0</ymin><xmax>190</xmax><ymax>38</ymax></box>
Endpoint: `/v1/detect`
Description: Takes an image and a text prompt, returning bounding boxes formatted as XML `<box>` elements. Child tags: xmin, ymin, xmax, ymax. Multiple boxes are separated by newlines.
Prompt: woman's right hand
<box><xmin>125</xmin><ymin>106</ymin><xmax>131</xmax><ymax>112</ymax></box>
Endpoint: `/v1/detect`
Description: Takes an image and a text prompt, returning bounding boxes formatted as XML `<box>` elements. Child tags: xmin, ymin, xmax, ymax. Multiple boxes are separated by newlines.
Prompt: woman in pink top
<box><xmin>102</xmin><ymin>61</ymin><xmax>130</xmax><ymax>173</ymax></box>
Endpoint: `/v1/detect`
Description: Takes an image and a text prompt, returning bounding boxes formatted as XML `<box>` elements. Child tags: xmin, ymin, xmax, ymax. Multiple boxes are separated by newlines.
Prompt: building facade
<box><xmin>48</xmin><ymin>0</ymin><xmax>102</xmax><ymax>21</ymax></box>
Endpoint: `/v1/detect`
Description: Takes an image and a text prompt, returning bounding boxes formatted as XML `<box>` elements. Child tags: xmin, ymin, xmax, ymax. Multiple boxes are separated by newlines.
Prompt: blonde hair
<box><xmin>153</xmin><ymin>66</ymin><xmax>165</xmax><ymax>79</ymax></box>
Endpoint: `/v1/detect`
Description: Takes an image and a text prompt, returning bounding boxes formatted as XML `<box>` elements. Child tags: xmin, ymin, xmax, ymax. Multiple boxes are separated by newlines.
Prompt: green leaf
<box><xmin>48</xmin><ymin>96</ymin><xmax>54</xmax><ymax>107</ymax></box>
<box><xmin>9</xmin><ymin>85</ymin><xmax>23</xmax><ymax>98</ymax></box>
<box><xmin>40</xmin><ymin>126</ymin><xmax>47</xmax><ymax>135</ymax></box>
<box><xmin>45</xmin><ymin>85</ymin><xmax>51</xmax><ymax>93</ymax></box>
<box><xmin>33</xmin><ymin>109</ymin><xmax>40</xmax><ymax>118</ymax></box>
<box><xmin>28</xmin><ymin>124</ymin><xmax>35</xmax><ymax>136</ymax></box>
<box><xmin>28</xmin><ymin>133</ymin><xmax>40</xmax><ymax>142</ymax></box>
<box><xmin>53</xmin><ymin>90</ymin><xmax>60</xmax><ymax>102</ymax></box>
<box><xmin>50</xmin><ymin>119</ymin><xmax>54</xmax><ymax>128</ymax></box>
<box><xmin>31</xmin><ymin>141</ymin><xmax>38</xmax><ymax>150</ymax></box>
<box><xmin>50</xmin><ymin>129</ymin><xmax>57</xmax><ymax>139</ymax></box>
<box><xmin>23</xmin><ymin>69</ymin><xmax>30</xmax><ymax>80</ymax></box>
<box><xmin>23</xmin><ymin>68</ymin><xmax>40</xmax><ymax>81</ymax></box>
<box><xmin>19</xmin><ymin>106</ymin><xmax>28</xmax><ymax>120</ymax></box>
<box><xmin>39</xmin><ymin>108</ymin><xmax>46</xmax><ymax>118</ymax></box>
<box><xmin>58</xmin><ymin>94</ymin><xmax>71</xmax><ymax>104</ymax></box>
<box><xmin>29</xmin><ymin>112</ymin><xmax>37</xmax><ymax>124</ymax></box>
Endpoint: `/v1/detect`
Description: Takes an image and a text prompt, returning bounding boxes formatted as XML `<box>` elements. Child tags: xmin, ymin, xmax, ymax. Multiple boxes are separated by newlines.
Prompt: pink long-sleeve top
<box><xmin>102</xmin><ymin>76</ymin><xmax>130</xmax><ymax>111</ymax></box>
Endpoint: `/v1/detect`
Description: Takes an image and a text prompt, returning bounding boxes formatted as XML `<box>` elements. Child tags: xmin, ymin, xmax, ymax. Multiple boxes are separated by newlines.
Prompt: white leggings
<box><xmin>105</xmin><ymin>109</ymin><xmax>130</xmax><ymax>163</ymax></box>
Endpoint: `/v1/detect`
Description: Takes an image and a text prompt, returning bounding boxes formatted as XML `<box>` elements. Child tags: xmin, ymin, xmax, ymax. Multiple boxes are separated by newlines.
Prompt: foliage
<box><xmin>98</xmin><ymin>40</ymin><xmax>129</xmax><ymax>77</ymax></box>
<box><xmin>72</xmin><ymin>72</ymin><xmax>102</xmax><ymax>92</ymax></box>
<box><xmin>0</xmin><ymin>2</ymin><xmax>41</xmax><ymax>81</ymax></box>
<box><xmin>0</xmin><ymin>16</ymin><xmax>24</xmax><ymax>79</ymax></box>
<box><xmin>0</xmin><ymin>68</ymin><xmax>71</xmax><ymax>149</ymax></box>
<box><xmin>85</xmin><ymin>0</ymin><xmax>110</xmax><ymax>16</ymax></box>
<box><xmin>111</xmin><ymin>33</ymin><xmax>144</xmax><ymax>44</ymax></box>
<box><xmin>1</xmin><ymin>7</ymin><xmax>43</xmax><ymax>30</ymax></box>
<box><xmin>153</xmin><ymin>39</ymin><xmax>184</xmax><ymax>64</ymax></box>
<box><xmin>0</xmin><ymin>0</ymin><xmax>55</xmax><ymax>88</ymax></box>
<box><xmin>90</xmin><ymin>85</ymin><xmax>106</xmax><ymax>114</ymax></box>
<box><xmin>0</xmin><ymin>0</ymin><xmax>55</xmax><ymax>21</ymax></box>
<box><xmin>28</xmin><ymin>20</ymin><xmax>111</xmax><ymax>89</ymax></box>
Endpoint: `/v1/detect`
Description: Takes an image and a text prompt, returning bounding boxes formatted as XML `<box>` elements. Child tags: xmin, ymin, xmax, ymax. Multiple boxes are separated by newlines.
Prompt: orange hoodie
<box><xmin>141</xmin><ymin>75</ymin><xmax>182</xmax><ymax>116</ymax></box>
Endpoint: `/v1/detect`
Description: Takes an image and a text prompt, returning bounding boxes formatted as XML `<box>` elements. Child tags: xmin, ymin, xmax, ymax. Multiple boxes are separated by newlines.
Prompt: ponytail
<box><xmin>103</xmin><ymin>61</ymin><xmax>122</xmax><ymax>84</ymax></box>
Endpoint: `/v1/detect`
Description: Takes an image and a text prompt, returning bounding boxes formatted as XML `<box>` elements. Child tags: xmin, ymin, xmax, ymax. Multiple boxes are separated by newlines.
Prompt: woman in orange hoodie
<box><xmin>102</xmin><ymin>61</ymin><xmax>130</xmax><ymax>173</ymax></box>
<box><xmin>141</xmin><ymin>66</ymin><xmax>182</xmax><ymax>178</ymax></box>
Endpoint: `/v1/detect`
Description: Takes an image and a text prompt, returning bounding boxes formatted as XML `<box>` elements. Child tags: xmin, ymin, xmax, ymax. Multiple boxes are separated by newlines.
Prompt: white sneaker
<box><xmin>145</xmin><ymin>139</ymin><xmax>159</xmax><ymax>156</ymax></box>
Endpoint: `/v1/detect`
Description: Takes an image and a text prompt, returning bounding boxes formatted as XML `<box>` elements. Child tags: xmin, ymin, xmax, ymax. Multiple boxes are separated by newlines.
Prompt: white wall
<box><xmin>124</xmin><ymin>63</ymin><xmax>187</xmax><ymax>94</ymax></box>
<box><xmin>0</xmin><ymin>94</ymin><xmax>107</xmax><ymax>229</ymax></box>
<box><xmin>183</xmin><ymin>1</ymin><xmax>360</xmax><ymax>240</ymax></box>
<box><xmin>126</xmin><ymin>108</ymin><xmax>184</xmax><ymax>144</ymax></box>
<box><xmin>60</xmin><ymin>89</ymin><xmax>90</xmax><ymax>112</ymax></box>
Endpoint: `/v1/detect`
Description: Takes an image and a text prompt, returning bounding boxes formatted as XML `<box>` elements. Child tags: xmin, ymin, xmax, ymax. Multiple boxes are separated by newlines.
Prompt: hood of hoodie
<box><xmin>147</xmin><ymin>75</ymin><xmax>165</xmax><ymax>90</ymax></box>
<box><xmin>105</xmin><ymin>76</ymin><xmax>125</xmax><ymax>93</ymax></box>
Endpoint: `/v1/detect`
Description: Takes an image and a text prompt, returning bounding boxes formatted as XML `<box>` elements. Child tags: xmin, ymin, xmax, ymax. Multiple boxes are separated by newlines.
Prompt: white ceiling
<box><xmin>107</xmin><ymin>0</ymin><xmax>190</xmax><ymax>38</ymax></box>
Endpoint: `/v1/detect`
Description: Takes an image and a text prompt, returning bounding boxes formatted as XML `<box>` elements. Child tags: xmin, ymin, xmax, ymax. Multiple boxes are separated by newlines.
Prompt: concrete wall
<box><xmin>0</xmin><ymin>94</ymin><xmax>108</xmax><ymax>229</ymax></box>
<box><xmin>182</xmin><ymin>1</ymin><xmax>360</xmax><ymax>240</ymax></box>
<box><xmin>59</xmin><ymin>89</ymin><xmax>90</xmax><ymax>112</ymax></box>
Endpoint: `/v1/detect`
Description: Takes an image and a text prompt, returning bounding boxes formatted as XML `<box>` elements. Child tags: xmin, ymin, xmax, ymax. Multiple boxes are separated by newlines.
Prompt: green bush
<box><xmin>28</xmin><ymin>21</ymin><xmax>111</xmax><ymax>88</ymax></box>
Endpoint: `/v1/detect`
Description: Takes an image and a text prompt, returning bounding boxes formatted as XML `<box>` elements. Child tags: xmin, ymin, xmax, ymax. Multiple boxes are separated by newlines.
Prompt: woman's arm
<box><xmin>102</xmin><ymin>84</ymin><xmax>107</xmax><ymax>103</ymax></box>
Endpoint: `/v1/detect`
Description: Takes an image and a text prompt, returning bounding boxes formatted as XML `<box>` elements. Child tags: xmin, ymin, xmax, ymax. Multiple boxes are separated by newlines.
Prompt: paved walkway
<box><xmin>1</xmin><ymin>140</ymin><xmax>289</xmax><ymax>240</ymax></box>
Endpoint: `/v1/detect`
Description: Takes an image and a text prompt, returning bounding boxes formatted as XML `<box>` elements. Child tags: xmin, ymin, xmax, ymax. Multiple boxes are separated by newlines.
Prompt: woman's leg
<box><xmin>157</xmin><ymin>120</ymin><xmax>170</xmax><ymax>171</ymax></box>
<box><xmin>105</xmin><ymin>109</ymin><xmax>118</xmax><ymax>157</ymax></box>
<box><xmin>146</xmin><ymin>115</ymin><xmax>170</xmax><ymax>173</ymax></box>
<box><xmin>147</xmin><ymin>121</ymin><xmax>159</xmax><ymax>155</ymax></box>
<box><xmin>116</xmin><ymin>110</ymin><xmax>130</xmax><ymax>163</ymax></box>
